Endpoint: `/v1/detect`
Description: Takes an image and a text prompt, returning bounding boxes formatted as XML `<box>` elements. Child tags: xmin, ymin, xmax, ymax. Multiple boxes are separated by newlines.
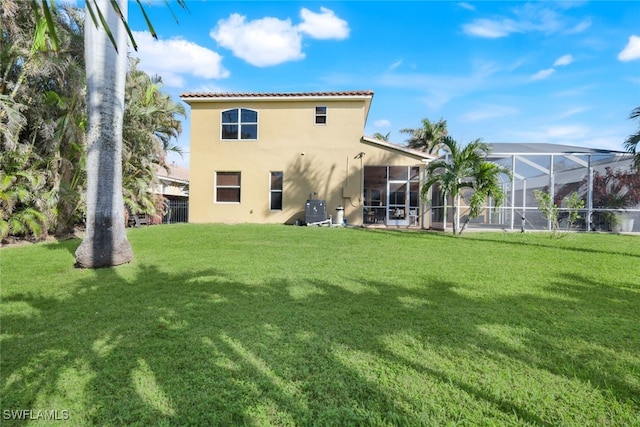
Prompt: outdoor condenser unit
<box><xmin>305</xmin><ymin>199</ymin><xmax>327</xmax><ymax>224</ymax></box>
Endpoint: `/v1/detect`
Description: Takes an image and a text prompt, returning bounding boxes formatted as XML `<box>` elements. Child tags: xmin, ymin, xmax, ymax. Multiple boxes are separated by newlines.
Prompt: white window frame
<box><xmin>270</xmin><ymin>171</ymin><xmax>283</xmax><ymax>211</ymax></box>
<box><xmin>221</xmin><ymin>108</ymin><xmax>258</xmax><ymax>140</ymax></box>
<box><xmin>215</xmin><ymin>171</ymin><xmax>241</xmax><ymax>203</ymax></box>
<box><xmin>315</xmin><ymin>106</ymin><xmax>327</xmax><ymax>125</ymax></box>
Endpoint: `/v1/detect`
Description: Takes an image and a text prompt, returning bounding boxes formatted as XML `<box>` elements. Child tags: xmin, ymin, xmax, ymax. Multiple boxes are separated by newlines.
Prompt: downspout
<box><xmin>549</xmin><ymin>155</ymin><xmax>555</xmax><ymax>231</ymax></box>
<box><xmin>522</xmin><ymin>179</ymin><xmax>527</xmax><ymax>231</ymax></box>
<box><xmin>510</xmin><ymin>154</ymin><xmax>516</xmax><ymax>230</ymax></box>
<box><xmin>360</xmin><ymin>153</ymin><xmax>364</xmax><ymax>204</ymax></box>
<box><xmin>422</xmin><ymin>159</ymin><xmax>432</xmax><ymax>229</ymax></box>
<box><xmin>444</xmin><ymin>152</ymin><xmax>450</xmax><ymax>232</ymax></box>
<box><xmin>456</xmin><ymin>181</ymin><xmax>461</xmax><ymax>234</ymax></box>
<box><xmin>587</xmin><ymin>154</ymin><xmax>593</xmax><ymax>231</ymax></box>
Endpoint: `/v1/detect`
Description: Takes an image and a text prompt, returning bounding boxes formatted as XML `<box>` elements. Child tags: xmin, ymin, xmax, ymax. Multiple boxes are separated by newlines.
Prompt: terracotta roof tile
<box><xmin>156</xmin><ymin>163</ymin><xmax>189</xmax><ymax>182</ymax></box>
<box><xmin>180</xmin><ymin>90</ymin><xmax>374</xmax><ymax>99</ymax></box>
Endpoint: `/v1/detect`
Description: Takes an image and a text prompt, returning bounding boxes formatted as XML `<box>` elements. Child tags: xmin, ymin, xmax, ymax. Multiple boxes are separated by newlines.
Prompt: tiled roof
<box><xmin>157</xmin><ymin>163</ymin><xmax>189</xmax><ymax>182</ymax></box>
<box><xmin>361</xmin><ymin>136</ymin><xmax>438</xmax><ymax>161</ymax></box>
<box><xmin>180</xmin><ymin>90</ymin><xmax>374</xmax><ymax>99</ymax></box>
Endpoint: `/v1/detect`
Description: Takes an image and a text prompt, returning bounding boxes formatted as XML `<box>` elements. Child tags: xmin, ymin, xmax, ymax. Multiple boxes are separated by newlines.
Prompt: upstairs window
<box><xmin>315</xmin><ymin>106</ymin><xmax>327</xmax><ymax>125</ymax></box>
<box><xmin>221</xmin><ymin>108</ymin><xmax>258</xmax><ymax>140</ymax></box>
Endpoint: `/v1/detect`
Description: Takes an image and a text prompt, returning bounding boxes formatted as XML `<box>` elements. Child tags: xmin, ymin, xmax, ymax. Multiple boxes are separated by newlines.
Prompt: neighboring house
<box><xmin>155</xmin><ymin>163</ymin><xmax>189</xmax><ymax>224</ymax></box>
<box><xmin>180</xmin><ymin>91</ymin><xmax>436</xmax><ymax>227</ymax></box>
<box><xmin>156</xmin><ymin>162</ymin><xmax>189</xmax><ymax>199</ymax></box>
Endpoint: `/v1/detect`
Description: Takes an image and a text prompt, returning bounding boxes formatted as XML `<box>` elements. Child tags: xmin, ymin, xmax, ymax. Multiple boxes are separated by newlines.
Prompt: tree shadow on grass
<box><xmin>2</xmin><ymin>263</ymin><xmax>425</xmax><ymax>425</ymax></box>
<box><xmin>2</xmin><ymin>256</ymin><xmax>639</xmax><ymax>425</ymax></box>
<box><xmin>356</xmin><ymin>226</ymin><xmax>640</xmax><ymax>259</ymax></box>
<box><xmin>459</xmin><ymin>232</ymin><xmax>640</xmax><ymax>259</ymax></box>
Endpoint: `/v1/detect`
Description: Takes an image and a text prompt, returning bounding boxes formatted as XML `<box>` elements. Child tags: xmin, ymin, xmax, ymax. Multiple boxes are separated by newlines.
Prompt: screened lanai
<box><xmin>429</xmin><ymin>143</ymin><xmax>640</xmax><ymax>232</ymax></box>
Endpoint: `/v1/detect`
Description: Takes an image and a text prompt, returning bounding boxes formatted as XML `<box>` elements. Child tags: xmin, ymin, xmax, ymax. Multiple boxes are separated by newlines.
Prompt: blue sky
<box><xmin>123</xmin><ymin>1</ymin><xmax>640</xmax><ymax>167</ymax></box>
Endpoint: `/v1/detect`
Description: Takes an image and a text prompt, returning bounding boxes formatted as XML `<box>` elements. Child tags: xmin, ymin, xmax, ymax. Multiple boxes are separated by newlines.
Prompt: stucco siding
<box><xmin>185</xmin><ymin>93</ymin><xmax>430</xmax><ymax>226</ymax></box>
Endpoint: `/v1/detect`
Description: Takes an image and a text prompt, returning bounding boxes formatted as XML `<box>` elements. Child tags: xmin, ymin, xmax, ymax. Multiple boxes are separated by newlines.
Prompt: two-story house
<box><xmin>180</xmin><ymin>91</ymin><xmax>436</xmax><ymax>227</ymax></box>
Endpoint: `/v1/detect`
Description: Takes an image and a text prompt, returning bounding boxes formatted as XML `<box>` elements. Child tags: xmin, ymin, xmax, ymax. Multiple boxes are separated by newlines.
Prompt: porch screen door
<box><xmin>387</xmin><ymin>182</ymin><xmax>408</xmax><ymax>226</ymax></box>
<box><xmin>387</xmin><ymin>166</ymin><xmax>409</xmax><ymax>226</ymax></box>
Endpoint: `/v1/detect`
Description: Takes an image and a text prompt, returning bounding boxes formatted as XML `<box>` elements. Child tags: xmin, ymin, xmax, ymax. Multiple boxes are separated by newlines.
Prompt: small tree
<box><xmin>459</xmin><ymin>161</ymin><xmax>511</xmax><ymax>234</ymax></box>
<box><xmin>564</xmin><ymin>192</ymin><xmax>585</xmax><ymax>230</ymax></box>
<box><xmin>534</xmin><ymin>190</ymin><xmax>585</xmax><ymax>234</ymax></box>
<box><xmin>534</xmin><ymin>190</ymin><xmax>559</xmax><ymax>234</ymax></box>
<box><xmin>591</xmin><ymin>167</ymin><xmax>640</xmax><ymax>209</ymax></box>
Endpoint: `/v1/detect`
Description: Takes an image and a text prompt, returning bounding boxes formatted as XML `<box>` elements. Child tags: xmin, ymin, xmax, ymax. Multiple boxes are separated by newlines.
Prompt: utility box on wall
<box><xmin>305</xmin><ymin>200</ymin><xmax>327</xmax><ymax>224</ymax></box>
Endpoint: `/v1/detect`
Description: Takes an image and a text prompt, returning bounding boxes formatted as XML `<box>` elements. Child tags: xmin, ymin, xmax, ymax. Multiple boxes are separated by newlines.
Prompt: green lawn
<box><xmin>1</xmin><ymin>224</ymin><xmax>639</xmax><ymax>426</ymax></box>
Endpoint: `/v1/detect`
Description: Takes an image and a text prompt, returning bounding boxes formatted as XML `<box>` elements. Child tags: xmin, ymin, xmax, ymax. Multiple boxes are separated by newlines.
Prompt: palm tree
<box><xmin>400</xmin><ymin>118</ymin><xmax>448</xmax><ymax>155</ymax></box>
<box><xmin>422</xmin><ymin>137</ymin><xmax>498</xmax><ymax>234</ymax></box>
<box><xmin>33</xmin><ymin>0</ymin><xmax>187</xmax><ymax>267</ymax></box>
<box><xmin>0</xmin><ymin>151</ymin><xmax>49</xmax><ymax>240</ymax></box>
<box><xmin>122</xmin><ymin>59</ymin><xmax>185</xmax><ymax>220</ymax></box>
<box><xmin>624</xmin><ymin>106</ymin><xmax>640</xmax><ymax>170</ymax></box>
<box><xmin>74</xmin><ymin>0</ymin><xmax>133</xmax><ymax>267</ymax></box>
<box><xmin>42</xmin><ymin>6</ymin><xmax>87</xmax><ymax>236</ymax></box>
<box><xmin>459</xmin><ymin>161</ymin><xmax>510</xmax><ymax>234</ymax></box>
<box><xmin>373</xmin><ymin>132</ymin><xmax>390</xmax><ymax>141</ymax></box>
<box><xmin>1</xmin><ymin>2</ymin><xmax>80</xmax><ymax>240</ymax></box>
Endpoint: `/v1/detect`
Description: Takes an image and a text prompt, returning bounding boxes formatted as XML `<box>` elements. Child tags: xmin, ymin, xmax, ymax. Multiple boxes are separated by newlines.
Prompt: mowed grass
<box><xmin>1</xmin><ymin>224</ymin><xmax>639</xmax><ymax>426</ymax></box>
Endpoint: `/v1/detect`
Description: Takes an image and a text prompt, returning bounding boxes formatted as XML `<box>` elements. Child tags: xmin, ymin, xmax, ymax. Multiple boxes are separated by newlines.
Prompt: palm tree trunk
<box><xmin>455</xmin><ymin>193</ymin><xmax>461</xmax><ymax>234</ymax></box>
<box><xmin>75</xmin><ymin>0</ymin><xmax>132</xmax><ymax>267</ymax></box>
<box><xmin>459</xmin><ymin>213</ymin><xmax>470</xmax><ymax>235</ymax></box>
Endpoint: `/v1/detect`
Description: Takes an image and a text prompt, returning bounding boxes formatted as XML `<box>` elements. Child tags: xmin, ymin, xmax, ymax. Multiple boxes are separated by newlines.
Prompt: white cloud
<box><xmin>461</xmin><ymin>104</ymin><xmax>519</xmax><ymax>122</ymax></box>
<box><xmin>505</xmin><ymin>124</ymin><xmax>591</xmax><ymax>143</ymax></box>
<box><xmin>388</xmin><ymin>59</ymin><xmax>403</xmax><ymax>72</ymax></box>
<box><xmin>374</xmin><ymin>119</ymin><xmax>391</xmax><ymax>128</ymax></box>
<box><xmin>618</xmin><ymin>35</ymin><xmax>640</xmax><ymax>62</ymax></box>
<box><xmin>553</xmin><ymin>84</ymin><xmax>595</xmax><ymax>97</ymax></box>
<box><xmin>458</xmin><ymin>2</ymin><xmax>476</xmax><ymax>11</ymax></box>
<box><xmin>566</xmin><ymin>18</ymin><xmax>591</xmax><ymax>34</ymax></box>
<box><xmin>379</xmin><ymin>61</ymin><xmax>502</xmax><ymax>110</ymax></box>
<box><xmin>554</xmin><ymin>54</ymin><xmax>574</xmax><ymax>66</ymax></box>
<box><xmin>505</xmin><ymin>126</ymin><xmax>626</xmax><ymax>151</ymax></box>
<box><xmin>210</xmin><ymin>14</ymin><xmax>304</xmax><ymax>67</ymax></box>
<box><xmin>211</xmin><ymin>8</ymin><xmax>349</xmax><ymax>67</ymax></box>
<box><xmin>463</xmin><ymin>18</ymin><xmax>520</xmax><ymax>38</ymax></box>
<box><xmin>557</xmin><ymin>106</ymin><xmax>590</xmax><ymax>119</ymax></box>
<box><xmin>463</xmin><ymin>3</ymin><xmax>591</xmax><ymax>39</ymax></box>
<box><xmin>531</xmin><ymin>68</ymin><xmax>555</xmax><ymax>81</ymax></box>
<box><xmin>298</xmin><ymin>7</ymin><xmax>349</xmax><ymax>40</ymax></box>
<box><xmin>544</xmin><ymin>124</ymin><xmax>590</xmax><ymax>139</ymax></box>
<box><xmin>130</xmin><ymin>31</ymin><xmax>229</xmax><ymax>88</ymax></box>
<box><xmin>191</xmin><ymin>83</ymin><xmax>228</xmax><ymax>94</ymax></box>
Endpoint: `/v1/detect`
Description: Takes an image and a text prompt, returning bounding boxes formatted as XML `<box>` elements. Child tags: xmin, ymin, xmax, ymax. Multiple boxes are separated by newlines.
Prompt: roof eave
<box><xmin>361</xmin><ymin>136</ymin><xmax>438</xmax><ymax>161</ymax></box>
<box><xmin>180</xmin><ymin>92</ymin><xmax>374</xmax><ymax>104</ymax></box>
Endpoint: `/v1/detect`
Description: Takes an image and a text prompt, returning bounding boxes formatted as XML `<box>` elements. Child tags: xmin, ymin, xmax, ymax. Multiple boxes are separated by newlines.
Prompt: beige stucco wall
<box><xmin>187</xmin><ymin>97</ymin><xmax>427</xmax><ymax>226</ymax></box>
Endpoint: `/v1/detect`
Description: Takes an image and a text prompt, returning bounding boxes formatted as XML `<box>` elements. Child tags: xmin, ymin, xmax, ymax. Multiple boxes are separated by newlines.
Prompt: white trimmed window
<box><xmin>215</xmin><ymin>172</ymin><xmax>241</xmax><ymax>203</ymax></box>
<box><xmin>221</xmin><ymin>108</ymin><xmax>258</xmax><ymax>140</ymax></box>
<box><xmin>315</xmin><ymin>106</ymin><xmax>327</xmax><ymax>125</ymax></box>
<box><xmin>270</xmin><ymin>172</ymin><xmax>283</xmax><ymax>210</ymax></box>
